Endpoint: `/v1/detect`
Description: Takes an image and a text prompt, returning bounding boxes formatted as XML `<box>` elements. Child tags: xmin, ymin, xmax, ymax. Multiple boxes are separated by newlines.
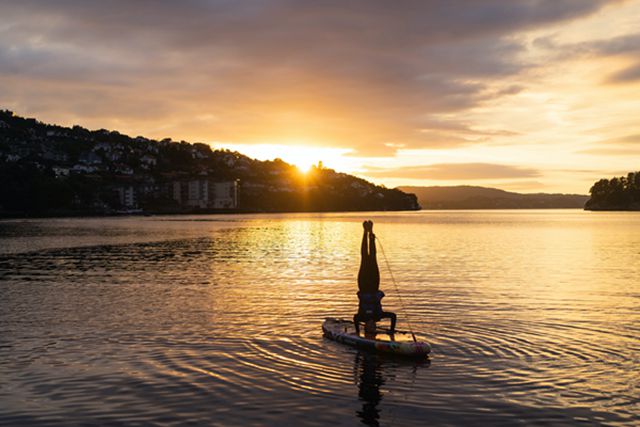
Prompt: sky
<box><xmin>1</xmin><ymin>0</ymin><xmax>639</xmax><ymax>193</ymax></box>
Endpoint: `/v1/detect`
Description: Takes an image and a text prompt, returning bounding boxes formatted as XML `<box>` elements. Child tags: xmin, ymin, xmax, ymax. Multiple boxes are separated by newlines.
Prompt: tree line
<box><xmin>585</xmin><ymin>171</ymin><xmax>640</xmax><ymax>210</ymax></box>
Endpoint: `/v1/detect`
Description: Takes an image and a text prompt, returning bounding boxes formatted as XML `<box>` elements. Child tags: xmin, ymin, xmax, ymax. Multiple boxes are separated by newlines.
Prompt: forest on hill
<box><xmin>0</xmin><ymin>110</ymin><xmax>419</xmax><ymax>217</ymax></box>
<box><xmin>584</xmin><ymin>172</ymin><xmax>640</xmax><ymax>211</ymax></box>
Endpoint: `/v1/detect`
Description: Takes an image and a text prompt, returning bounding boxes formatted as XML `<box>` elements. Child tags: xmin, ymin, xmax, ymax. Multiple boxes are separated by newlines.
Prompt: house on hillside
<box><xmin>172</xmin><ymin>179</ymin><xmax>238</xmax><ymax>209</ymax></box>
<box><xmin>140</xmin><ymin>155</ymin><xmax>157</xmax><ymax>166</ymax></box>
<box><xmin>52</xmin><ymin>167</ymin><xmax>70</xmax><ymax>177</ymax></box>
<box><xmin>79</xmin><ymin>151</ymin><xmax>103</xmax><ymax>165</ymax></box>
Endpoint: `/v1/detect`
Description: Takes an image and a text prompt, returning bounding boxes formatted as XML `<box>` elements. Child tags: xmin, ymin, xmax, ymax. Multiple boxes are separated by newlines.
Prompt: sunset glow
<box><xmin>217</xmin><ymin>143</ymin><xmax>356</xmax><ymax>175</ymax></box>
<box><xmin>1</xmin><ymin>1</ymin><xmax>639</xmax><ymax>193</ymax></box>
<box><xmin>2</xmin><ymin>2</ymin><xmax>640</xmax><ymax>424</ymax></box>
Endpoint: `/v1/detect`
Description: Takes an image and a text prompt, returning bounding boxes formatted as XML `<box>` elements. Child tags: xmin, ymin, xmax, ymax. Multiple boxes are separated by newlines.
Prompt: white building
<box><xmin>210</xmin><ymin>181</ymin><xmax>238</xmax><ymax>209</ymax></box>
<box><xmin>172</xmin><ymin>179</ymin><xmax>238</xmax><ymax>209</ymax></box>
<box><xmin>116</xmin><ymin>186</ymin><xmax>137</xmax><ymax>209</ymax></box>
<box><xmin>187</xmin><ymin>180</ymin><xmax>209</xmax><ymax>208</ymax></box>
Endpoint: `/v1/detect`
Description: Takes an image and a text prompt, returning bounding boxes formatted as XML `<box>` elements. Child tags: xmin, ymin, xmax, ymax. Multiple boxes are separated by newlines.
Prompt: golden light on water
<box><xmin>1</xmin><ymin>212</ymin><xmax>638</xmax><ymax>424</ymax></box>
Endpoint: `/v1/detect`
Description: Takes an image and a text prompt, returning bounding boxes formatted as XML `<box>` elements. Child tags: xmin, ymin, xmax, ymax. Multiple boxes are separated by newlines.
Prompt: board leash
<box><xmin>376</xmin><ymin>236</ymin><xmax>418</xmax><ymax>342</ymax></box>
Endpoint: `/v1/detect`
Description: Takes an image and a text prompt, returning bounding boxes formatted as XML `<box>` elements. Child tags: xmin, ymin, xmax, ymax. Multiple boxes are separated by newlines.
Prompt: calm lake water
<box><xmin>1</xmin><ymin>210</ymin><xmax>638</xmax><ymax>426</ymax></box>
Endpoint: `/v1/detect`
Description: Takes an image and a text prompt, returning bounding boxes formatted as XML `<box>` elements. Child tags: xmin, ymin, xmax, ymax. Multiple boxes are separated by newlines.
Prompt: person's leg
<box><xmin>369</xmin><ymin>231</ymin><xmax>380</xmax><ymax>291</ymax></box>
<box><xmin>380</xmin><ymin>312</ymin><xmax>396</xmax><ymax>332</ymax></box>
<box><xmin>361</xmin><ymin>223</ymin><xmax>369</xmax><ymax>257</ymax></box>
<box><xmin>353</xmin><ymin>313</ymin><xmax>362</xmax><ymax>334</ymax></box>
<box><xmin>368</xmin><ymin>227</ymin><xmax>376</xmax><ymax>257</ymax></box>
<box><xmin>357</xmin><ymin>224</ymin><xmax>369</xmax><ymax>291</ymax></box>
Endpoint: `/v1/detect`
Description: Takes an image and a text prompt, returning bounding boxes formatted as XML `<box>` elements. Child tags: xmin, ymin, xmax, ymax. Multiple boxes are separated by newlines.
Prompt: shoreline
<box><xmin>0</xmin><ymin>206</ymin><xmax>423</xmax><ymax>220</ymax></box>
<box><xmin>0</xmin><ymin>206</ymin><xmax>608</xmax><ymax>221</ymax></box>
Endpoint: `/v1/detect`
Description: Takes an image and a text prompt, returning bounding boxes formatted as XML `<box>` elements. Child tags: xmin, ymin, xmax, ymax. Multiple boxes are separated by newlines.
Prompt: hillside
<box><xmin>585</xmin><ymin>172</ymin><xmax>640</xmax><ymax>211</ymax></box>
<box><xmin>0</xmin><ymin>110</ymin><xmax>419</xmax><ymax>216</ymax></box>
<box><xmin>398</xmin><ymin>185</ymin><xmax>589</xmax><ymax>209</ymax></box>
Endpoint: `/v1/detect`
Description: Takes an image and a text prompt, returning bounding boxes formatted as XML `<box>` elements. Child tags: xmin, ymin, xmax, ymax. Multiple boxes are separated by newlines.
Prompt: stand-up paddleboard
<box><xmin>322</xmin><ymin>318</ymin><xmax>431</xmax><ymax>357</ymax></box>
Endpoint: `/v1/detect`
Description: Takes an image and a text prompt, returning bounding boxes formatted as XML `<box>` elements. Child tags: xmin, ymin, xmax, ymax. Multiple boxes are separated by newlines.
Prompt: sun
<box><xmin>271</xmin><ymin>145</ymin><xmax>356</xmax><ymax>174</ymax></box>
<box><xmin>292</xmin><ymin>158</ymin><xmax>315</xmax><ymax>173</ymax></box>
<box><xmin>213</xmin><ymin>142</ymin><xmax>358</xmax><ymax>175</ymax></box>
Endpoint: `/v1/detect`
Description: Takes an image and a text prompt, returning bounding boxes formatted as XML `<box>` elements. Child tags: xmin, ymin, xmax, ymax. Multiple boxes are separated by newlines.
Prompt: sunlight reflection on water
<box><xmin>0</xmin><ymin>211</ymin><xmax>638</xmax><ymax>426</ymax></box>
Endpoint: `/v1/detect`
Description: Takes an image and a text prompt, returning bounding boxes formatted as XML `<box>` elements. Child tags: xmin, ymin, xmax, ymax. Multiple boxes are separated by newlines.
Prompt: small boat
<box><xmin>322</xmin><ymin>317</ymin><xmax>431</xmax><ymax>357</ymax></box>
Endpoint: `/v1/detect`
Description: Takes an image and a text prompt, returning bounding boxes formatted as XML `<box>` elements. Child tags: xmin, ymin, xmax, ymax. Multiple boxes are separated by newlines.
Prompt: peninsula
<box><xmin>0</xmin><ymin>111</ymin><xmax>419</xmax><ymax>217</ymax></box>
<box><xmin>584</xmin><ymin>172</ymin><xmax>640</xmax><ymax>211</ymax></box>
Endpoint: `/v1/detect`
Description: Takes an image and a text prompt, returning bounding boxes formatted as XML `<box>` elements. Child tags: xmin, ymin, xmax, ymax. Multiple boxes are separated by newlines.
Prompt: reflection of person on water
<box><xmin>354</xmin><ymin>351</ymin><xmax>428</xmax><ymax>427</ymax></box>
<box><xmin>354</xmin><ymin>220</ymin><xmax>396</xmax><ymax>336</ymax></box>
<box><xmin>354</xmin><ymin>351</ymin><xmax>384</xmax><ymax>427</ymax></box>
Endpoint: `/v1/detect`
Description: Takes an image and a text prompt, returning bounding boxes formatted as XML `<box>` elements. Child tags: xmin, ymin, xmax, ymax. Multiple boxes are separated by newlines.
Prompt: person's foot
<box><xmin>367</xmin><ymin>220</ymin><xmax>374</xmax><ymax>232</ymax></box>
<box><xmin>362</xmin><ymin>220</ymin><xmax>369</xmax><ymax>231</ymax></box>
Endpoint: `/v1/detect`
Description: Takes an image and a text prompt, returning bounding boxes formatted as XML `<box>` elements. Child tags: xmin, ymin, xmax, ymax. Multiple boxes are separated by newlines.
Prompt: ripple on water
<box><xmin>1</xmin><ymin>213</ymin><xmax>639</xmax><ymax>426</ymax></box>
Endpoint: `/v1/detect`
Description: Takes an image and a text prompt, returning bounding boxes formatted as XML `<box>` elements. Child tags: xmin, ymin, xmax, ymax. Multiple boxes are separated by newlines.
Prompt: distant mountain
<box><xmin>397</xmin><ymin>185</ymin><xmax>589</xmax><ymax>209</ymax></box>
<box><xmin>0</xmin><ymin>110</ymin><xmax>419</xmax><ymax>216</ymax></box>
<box><xmin>585</xmin><ymin>172</ymin><xmax>640</xmax><ymax>211</ymax></box>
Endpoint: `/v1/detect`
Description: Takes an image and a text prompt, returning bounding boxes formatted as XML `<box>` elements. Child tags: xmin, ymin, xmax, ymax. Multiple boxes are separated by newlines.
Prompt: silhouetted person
<box><xmin>354</xmin><ymin>220</ymin><xmax>396</xmax><ymax>335</ymax></box>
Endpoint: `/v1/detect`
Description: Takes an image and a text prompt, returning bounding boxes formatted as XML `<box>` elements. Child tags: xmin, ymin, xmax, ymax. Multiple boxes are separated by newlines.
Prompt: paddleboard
<box><xmin>322</xmin><ymin>317</ymin><xmax>431</xmax><ymax>357</ymax></box>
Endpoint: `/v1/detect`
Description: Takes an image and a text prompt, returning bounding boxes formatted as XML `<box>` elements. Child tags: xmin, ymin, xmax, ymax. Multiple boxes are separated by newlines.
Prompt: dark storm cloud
<box><xmin>0</xmin><ymin>0</ymin><xmax>619</xmax><ymax>154</ymax></box>
<box><xmin>363</xmin><ymin>163</ymin><xmax>541</xmax><ymax>180</ymax></box>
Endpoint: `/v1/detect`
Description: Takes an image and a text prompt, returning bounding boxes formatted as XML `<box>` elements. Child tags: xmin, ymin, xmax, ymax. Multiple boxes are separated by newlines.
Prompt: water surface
<box><xmin>1</xmin><ymin>211</ymin><xmax>638</xmax><ymax>426</ymax></box>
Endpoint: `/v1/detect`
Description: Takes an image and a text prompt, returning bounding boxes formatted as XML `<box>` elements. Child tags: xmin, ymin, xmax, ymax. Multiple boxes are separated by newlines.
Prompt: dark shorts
<box><xmin>357</xmin><ymin>307</ymin><xmax>383</xmax><ymax>322</ymax></box>
<box><xmin>357</xmin><ymin>291</ymin><xmax>384</xmax><ymax>321</ymax></box>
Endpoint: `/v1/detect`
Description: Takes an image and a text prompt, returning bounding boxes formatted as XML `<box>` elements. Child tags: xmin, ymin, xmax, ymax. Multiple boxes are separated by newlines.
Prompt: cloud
<box><xmin>363</xmin><ymin>163</ymin><xmax>541</xmax><ymax>180</ymax></box>
<box><xmin>579</xmin><ymin>147</ymin><xmax>640</xmax><ymax>156</ymax></box>
<box><xmin>0</xmin><ymin>0</ymin><xmax>621</xmax><ymax>155</ymax></box>
<box><xmin>608</xmin><ymin>63</ymin><xmax>640</xmax><ymax>82</ymax></box>
<box><xmin>595</xmin><ymin>134</ymin><xmax>640</xmax><ymax>145</ymax></box>
<box><xmin>577</xmin><ymin>133</ymin><xmax>640</xmax><ymax>156</ymax></box>
<box><xmin>536</xmin><ymin>32</ymin><xmax>640</xmax><ymax>56</ymax></box>
<box><xmin>419</xmin><ymin>117</ymin><xmax>520</xmax><ymax>137</ymax></box>
<box><xmin>576</xmin><ymin>33</ymin><xmax>640</xmax><ymax>56</ymax></box>
<box><xmin>533</xmin><ymin>31</ymin><xmax>640</xmax><ymax>84</ymax></box>
<box><xmin>409</xmin><ymin>117</ymin><xmax>521</xmax><ymax>151</ymax></box>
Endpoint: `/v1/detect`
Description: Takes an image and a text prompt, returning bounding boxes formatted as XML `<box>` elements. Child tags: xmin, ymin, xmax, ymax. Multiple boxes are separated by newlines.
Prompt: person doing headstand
<box><xmin>354</xmin><ymin>220</ymin><xmax>396</xmax><ymax>335</ymax></box>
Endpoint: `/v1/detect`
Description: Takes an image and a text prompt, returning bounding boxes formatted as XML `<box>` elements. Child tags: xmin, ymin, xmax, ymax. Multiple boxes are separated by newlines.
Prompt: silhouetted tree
<box><xmin>586</xmin><ymin>171</ymin><xmax>640</xmax><ymax>210</ymax></box>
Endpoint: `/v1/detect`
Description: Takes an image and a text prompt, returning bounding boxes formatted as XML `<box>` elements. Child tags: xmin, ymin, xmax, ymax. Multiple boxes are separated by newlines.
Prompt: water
<box><xmin>0</xmin><ymin>211</ymin><xmax>638</xmax><ymax>426</ymax></box>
